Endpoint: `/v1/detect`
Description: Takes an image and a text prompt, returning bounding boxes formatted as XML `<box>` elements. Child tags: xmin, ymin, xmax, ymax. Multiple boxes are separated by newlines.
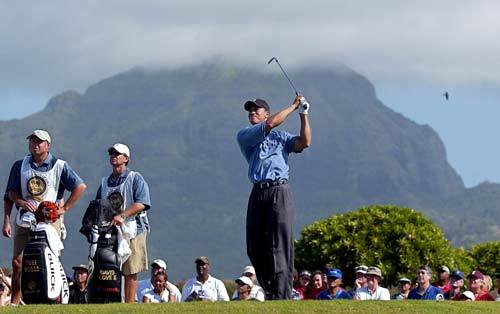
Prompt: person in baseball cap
<box><xmin>433</xmin><ymin>265</ymin><xmax>451</xmax><ymax>295</ymax></box>
<box><xmin>352</xmin><ymin>265</ymin><xmax>368</xmax><ymax>295</ymax></box>
<box><xmin>317</xmin><ymin>268</ymin><xmax>351</xmax><ymax>300</ymax></box>
<box><xmin>354</xmin><ymin>267</ymin><xmax>390</xmax><ymax>300</ymax></box>
<box><xmin>231</xmin><ymin>265</ymin><xmax>265</xmax><ymax>301</ymax></box>
<box><xmin>137</xmin><ymin>258</ymin><xmax>181</xmax><ymax>303</ymax></box>
<box><xmin>26</xmin><ymin>129</ymin><xmax>52</xmax><ymax>143</ymax></box>
<box><xmin>233</xmin><ymin>276</ymin><xmax>257</xmax><ymax>301</ymax></box>
<box><xmin>6</xmin><ymin>128</ymin><xmax>86</xmax><ymax>305</ymax></box>
<box><xmin>468</xmin><ymin>270</ymin><xmax>494</xmax><ymax>301</ymax></box>
<box><xmin>448</xmin><ymin>270</ymin><xmax>466</xmax><ymax>300</ymax></box>
<box><xmin>97</xmin><ymin>141</ymin><xmax>151</xmax><ymax>303</ymax></box>
<box><xmin>69</xmin><ymin>264</ymin><xmax>89</xmax><ymax>303</ymax></box>
<box><xmin>181</xmin><ymin>256</ymin><xmax>229</xmax><ymax>302</ymax></box>
<box><xmin>238</xmin><ymin>91</ymin><xmax>310</xmax><ymax>300</ymax></box>
<box><xmin>392</xmin><ymin>277</ymin><xmax>412</xmax><ymax>300</ymax></box>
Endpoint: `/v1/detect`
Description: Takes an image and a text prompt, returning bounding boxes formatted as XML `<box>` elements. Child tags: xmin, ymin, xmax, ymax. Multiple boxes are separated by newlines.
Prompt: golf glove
<box><xmin>299</xmin><ymin>97</ymin><xmax>310</xmax><ymax>114</ymax></box>
<box><xmin>61</xmin><ymin>222</ymin><xmax>67</xmax><ymax>240</ymax></box>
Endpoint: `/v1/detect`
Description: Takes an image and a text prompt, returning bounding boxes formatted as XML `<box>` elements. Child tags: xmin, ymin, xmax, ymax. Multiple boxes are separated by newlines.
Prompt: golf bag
<box><xmin>80</xmin><ymin>199</ymin><xmax>122</xmax><ymax>303</ymax></box>
<box><xmin>21</xmin><ymin>225</ymin><xmax>69</xmax><ymax>304</ymax></box>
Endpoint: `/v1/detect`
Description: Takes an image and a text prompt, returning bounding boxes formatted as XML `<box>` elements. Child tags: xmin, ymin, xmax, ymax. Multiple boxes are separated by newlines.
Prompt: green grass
<box><xmin>1</xmin><ymin>301</ymin><xmax>498</xmax><ymax>313</ymax></box>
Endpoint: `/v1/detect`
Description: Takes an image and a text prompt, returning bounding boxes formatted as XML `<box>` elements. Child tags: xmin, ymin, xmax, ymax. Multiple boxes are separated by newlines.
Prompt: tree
<box><xmin>468</xmin><ymin>241</ymin><xmax>500</xmax><ymax>278</ymax></box>
<box><xmin>295</xmin><ymin>205</ymin><xmax>466</xmax><ymax>287</ymax></box>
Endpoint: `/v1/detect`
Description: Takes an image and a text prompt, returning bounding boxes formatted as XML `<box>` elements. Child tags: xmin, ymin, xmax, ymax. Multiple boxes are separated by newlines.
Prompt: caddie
<box><xmin>237</xmin><ymin>94</ymin><xmax>311</xmax><ymax>300</ymax></box>
<box><xmin>6</xmin><ymin>129</ymin><xmax>86</xmax><ymax>305</ymax></box>
<box><xmin>95</xmin><ymin>143</ymin><xmax>151</xmax><ymax>303</ymax></box>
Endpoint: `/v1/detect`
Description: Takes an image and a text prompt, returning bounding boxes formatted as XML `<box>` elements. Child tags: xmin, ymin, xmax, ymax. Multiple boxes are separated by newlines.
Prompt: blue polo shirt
<box><xmin>7</xmin><ymin>153</ymin><xmax>84</xmax><ymax>200</ymax></box>
<box><xmin>237</xmin><ymin>122</ymin><xmax>300</xmax><ymax>183</ymax></box>
<box><xmin>317</xmin><ymin>288</ymin><xmax>352</xmax><ymax>300</ymax></box>
<box><xmin>408</xmin><ymin>285</ymin><xmax>444</xmax><ymax>300</ymax></box>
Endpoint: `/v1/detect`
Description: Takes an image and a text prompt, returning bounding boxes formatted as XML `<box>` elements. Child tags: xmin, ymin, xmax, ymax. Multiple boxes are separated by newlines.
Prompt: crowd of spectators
<box><xmin>1</xmin><ymin>259</ymin><xmax>499</xmax><ymax>305</ymax></box>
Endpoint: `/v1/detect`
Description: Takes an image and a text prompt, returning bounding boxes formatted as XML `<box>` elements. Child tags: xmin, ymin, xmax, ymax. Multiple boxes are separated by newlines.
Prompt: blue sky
<box><xmin>1</xmin><ymin>0</ymin><xmax>500</xmax><ymax>187</ymax></box>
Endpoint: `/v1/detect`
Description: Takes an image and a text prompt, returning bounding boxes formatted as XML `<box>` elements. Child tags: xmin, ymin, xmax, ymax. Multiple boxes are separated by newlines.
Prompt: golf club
<box><xmin>267</xmin><ymin>57</ymin><xmax>299</xmax><ymax>96</ymax></box>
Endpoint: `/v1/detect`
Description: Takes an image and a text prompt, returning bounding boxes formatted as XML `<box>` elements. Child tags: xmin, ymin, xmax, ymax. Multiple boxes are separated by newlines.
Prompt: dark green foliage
<box><xmin>295</xmin><ymin>205</ymin><xmax>467</xmax><ymax>287</ymax></box>
<box><xmin>468</xmin><ymin>241</ymin><xmax>500</xmax><ymax>277</ymax></box>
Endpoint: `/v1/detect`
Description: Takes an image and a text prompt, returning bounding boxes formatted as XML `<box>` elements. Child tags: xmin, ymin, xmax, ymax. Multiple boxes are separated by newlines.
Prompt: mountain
<box><xmin>0</xmin><ymin>62</ymin><xmax>496</xmax><ymax>281</ymax></box>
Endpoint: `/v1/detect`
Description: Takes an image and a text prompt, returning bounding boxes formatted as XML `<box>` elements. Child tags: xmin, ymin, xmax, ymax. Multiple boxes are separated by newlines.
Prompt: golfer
<box><xmin>237</xmin><ymin>94</ymin><xmax>311</xmax><ymax>300</ymax></box>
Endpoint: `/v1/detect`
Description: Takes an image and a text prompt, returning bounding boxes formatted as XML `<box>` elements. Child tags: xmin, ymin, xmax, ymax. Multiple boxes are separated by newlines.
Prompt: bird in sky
<box><xmin>443</xmin><ymin>91</ymin><xmax>449</xmax><ymax>100</ymax></box>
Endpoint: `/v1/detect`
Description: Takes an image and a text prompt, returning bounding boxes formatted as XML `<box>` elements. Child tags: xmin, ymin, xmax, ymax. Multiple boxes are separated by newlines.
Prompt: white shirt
<box><xmin>231</xmin><ymin>285</ymin><xmax>265</xmax><ymax>301</ymax></box>
<box><xmin>136</xmin><ymin>279</ymin><xmax>181</xmax><ymax>302</ymax></box>
<box><xmin>142</xmin><ymin>288</ymin><xmax>169</xmax><ymax>303</ymax></box>
<box><xmin>355</xmin><ymin>286</ymin><xmax>391</xmax><ymax>300</ymax></box>
<box><xmin>181</xmin><ymin>275</ymin><xmax>229</xmax><ymax>302</ymax></box>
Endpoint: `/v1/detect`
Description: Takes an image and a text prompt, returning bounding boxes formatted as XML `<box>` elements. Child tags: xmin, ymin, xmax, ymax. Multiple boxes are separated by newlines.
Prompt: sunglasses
<box><xmin>108</xmin><ymin>151</ymin><xmax>123</xmax><ymax>157</ymax></box>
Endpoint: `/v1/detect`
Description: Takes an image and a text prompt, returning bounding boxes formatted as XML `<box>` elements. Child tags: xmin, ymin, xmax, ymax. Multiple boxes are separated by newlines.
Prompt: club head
<box><xmin>267</xmin><ymin>57</ymin><xmax>277</xmax><ymax>64</ymax></box>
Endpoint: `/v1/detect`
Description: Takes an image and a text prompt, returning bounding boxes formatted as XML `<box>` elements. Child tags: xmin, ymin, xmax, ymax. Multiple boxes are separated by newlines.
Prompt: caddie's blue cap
<box><xmin>326</xmin><ymin>268</ymin><xmax>342</xmax><ymax>279</ymax></box>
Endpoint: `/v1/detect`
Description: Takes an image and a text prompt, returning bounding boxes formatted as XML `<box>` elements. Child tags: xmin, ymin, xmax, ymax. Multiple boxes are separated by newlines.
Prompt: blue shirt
<box><xmin>317</xmin><ymin>288</ymin><xmax>352</xmax><ymax>300</ymax></box>
<box><xmin>237</xmin><ymin>123</ymin><xmax>300</xmax><ymax>183</ymax></box>
<box><xmin>408</xmin><ymin>285</ymin><xmax>444</xmax><ymax>300</ymax></box>
<box><xmin>95</xmin><ymin>169</ymin><xmax>151</xmax><ymax>234</ymax></box>
<box><xmin>7</xmin><ymin>153</ymin><xmax>84</xmax><ymax>199</ymax></box>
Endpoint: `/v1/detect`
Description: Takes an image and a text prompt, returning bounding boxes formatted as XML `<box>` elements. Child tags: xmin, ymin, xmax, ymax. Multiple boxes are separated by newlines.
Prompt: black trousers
<box><xmin>246</xmin><ymin>183</ymin><xmax>294</xmax><ymax>300</ymax></box>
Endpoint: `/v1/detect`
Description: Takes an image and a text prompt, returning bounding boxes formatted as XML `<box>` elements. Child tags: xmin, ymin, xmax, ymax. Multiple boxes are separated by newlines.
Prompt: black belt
<box><xmin>254</xmin><ymin>179</ymin><xmax>288</xmax><ymax>189</ymax></box>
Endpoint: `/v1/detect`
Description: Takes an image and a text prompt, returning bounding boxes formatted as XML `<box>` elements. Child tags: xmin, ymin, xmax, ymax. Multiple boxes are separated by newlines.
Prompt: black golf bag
<box><xmin>80</xmin><ymin>199</ymin><xmax>122</xmax><ymax>303</ymax></box>
<box><xmin>21</xmin><ymin>228</ymin><xmax>70</xmax><ymax>304</ymax></box>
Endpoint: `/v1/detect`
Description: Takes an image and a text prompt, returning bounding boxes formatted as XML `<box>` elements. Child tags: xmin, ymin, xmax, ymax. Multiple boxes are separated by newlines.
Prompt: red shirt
<box><xmin>433</xmin><ymin>281</ymin><xmax>451</xmax><ymax>293</ymax></box>
<box><xmin>475</xmin><ymin>292</ymin><xmax>494</xmax><ymax>301</ymax></box>
<box><xmin>304</xmin><ymin>287</ymin><xmax>324</xmax><ymax>300</ymax></box>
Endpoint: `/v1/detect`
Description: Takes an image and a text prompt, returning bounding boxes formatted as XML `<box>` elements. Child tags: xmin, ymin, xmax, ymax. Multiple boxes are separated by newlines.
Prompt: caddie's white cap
<box><xmin>151</xmin><ymin>259</ymin><xmax>167</xmax><ymax>269</ymax></box>
<box><xmin>242</xmin><ymin>265</ymin><xmax>256</xmax><ymax>275</ymax></box>
<box><xmin>108</xmin><ymin>143</ymin><xmax>130</xmax><ymax>158</ymax></box>
<box><xmin>27</xmin><ymin>129</ymin><xmax>51</xmax><ymax>143</ymax></box>
<box><xmin>235</xmin><ymin>276</ymin><xmax>253</xmax><ymax>287</ymax></box>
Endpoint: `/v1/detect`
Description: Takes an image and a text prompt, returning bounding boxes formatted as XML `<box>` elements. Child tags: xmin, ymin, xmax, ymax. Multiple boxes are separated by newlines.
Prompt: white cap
<box><xmin>242</xmin><ymin>265</ymin><xmax>256</xmax><ymax>275</ymax></box>
<box><xmin>235</xmin><ymin>276</ymin><xmax>253</xmax><ymax>287</ymax></box>
<box><xmin>439</xmin><ymin>266</ymin><xmax>450</xmax><ymax>273</ymax></box>
<box><xmin>27</xmin><ymin>129</ymin><xmax>51</xmax><ymax>143</ymax></box>
<box><xmin>108</xmin><ymin>143</ymin><xmax>130</xmax><ymax>158</ymax></box>
<box><xmin>151</xmin><ymin>259</ymin><xmax>166</xmax><ymax>270</ymax></box>
<box><xmin>461</xmin><ymin>291</ymin><xmax>475</xmax><ymax>301</ymax></box>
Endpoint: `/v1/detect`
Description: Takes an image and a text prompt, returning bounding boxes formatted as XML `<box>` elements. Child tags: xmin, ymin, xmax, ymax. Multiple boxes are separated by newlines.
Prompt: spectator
<box><xmin>231</xmin><ymin>266</ymin><xmax>264</xmax><ymax>301</ymax></box>
<box><xmin>0</xmin><ymin>270</ymin><xmax>11</xmax><ymax>306</ymax></box>
<box><xmin>142</xmin><ymin>273</ymin><xmax>176</xmax><ymax>303</ymax></box>
<box><xmin>350</xmin><ymin>265</ymin><xmax>368</xmax><ymax>297</ymax></box>
<box><xmin>294</xmin><ymin>270</ymin><xmax>311</xmax><ymax>299</ymax></box>
<box><xmin>392</xmin><ymin>277</ymin><xmax>411</xmax><ymax>300</ymax></box>
<box><xmin>433</xmin><ymin>266</ymin><xmax>451</xmax><ymax>295</ymax></box>
<box><xmin>447</xmin><ymin>270</ymin><xmax>465</xmax><ymax>300</ymax></box>
<box><xmin>354</xmin><ymin>267</ymin><xmax>390</xmax><ymax>300</ymax></box>
<box><xmin>317</xmin><ymin>268</ymin><xmax>351</xmax><ymax>300</ymax></box>
<box><xmin>69</xmin><ymin>264</ymin><xmax>88</xmax><ymax>304</ymax></box>
<box><xmin>495</xmin><ymin>270</ymin><xmax>500</xmax><ymax>301</ymax></box>
<box><xmin>467</xmin><ymin>270</ymin><xmax>494</xmax><ymax>301</ymax></box>
<box><xmin>232</xmin><ymin>276</ymin><xmax>261</xmax><ymax>301</ymax></box>
<box><xmin>408</xmin><ymin>266</ymin><xmax>444</xmax><ymax>300</ymax></box>
<box><xmin>460</xmin><ymin>290</ymin><xmax>475</xmax><ymax>301</ymax></box>
<box><xmin>181</xmin><ymin>256</ymin><xmax>229</xmax><ymax>302</ymax></box>
<box><xmin>483</xmin><ymin>275</ymin><xmax>493</xmax><ymax>296</ymax></box>
<box><xmin>137</xmin><ymin>259</ymin><xmax>181</xmax><ymax>303</ymax></box>
<box><xmin>303</xmin><ymin>270</ymin><xmax>325</xmax><ymax>300</ymax></box>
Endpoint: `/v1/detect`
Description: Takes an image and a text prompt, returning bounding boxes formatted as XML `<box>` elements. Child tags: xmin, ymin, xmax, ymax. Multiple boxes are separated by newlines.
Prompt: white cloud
<box><xmin>1</xmin><ymin>0</ymin><xmax>500</xmax><ymax>95</ymax></box>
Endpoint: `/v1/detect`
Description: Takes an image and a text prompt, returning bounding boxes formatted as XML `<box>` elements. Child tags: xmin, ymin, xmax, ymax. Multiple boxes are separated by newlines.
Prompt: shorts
<box><xmin>13</xmin><ymin>218</ymin><xmax>61</xmax><ymax>258</ymax></box>
<box><xmin>122</xmin><ymin>231</ymin><xmax>148</xmax><ymax>275</ymax></box>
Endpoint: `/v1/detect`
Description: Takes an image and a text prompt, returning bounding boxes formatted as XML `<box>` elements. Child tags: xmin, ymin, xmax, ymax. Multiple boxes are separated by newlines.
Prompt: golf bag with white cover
<box><xmin>20</xmin><ymin>202</ymin><xmax>70</xmax><ymax>304</ymax></box>
<box><xmin>81</xmin><ymin>199</ymin><xmax>125</xmax><ymax>303</ymax></box>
